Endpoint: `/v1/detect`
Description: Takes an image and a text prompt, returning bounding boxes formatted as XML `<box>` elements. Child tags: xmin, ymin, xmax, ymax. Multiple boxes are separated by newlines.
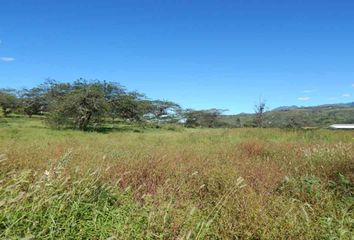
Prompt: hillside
<box><xmin>222</xmin><ymin>102</ymin><xmax>354</xmax><ymax>128</ymax></box>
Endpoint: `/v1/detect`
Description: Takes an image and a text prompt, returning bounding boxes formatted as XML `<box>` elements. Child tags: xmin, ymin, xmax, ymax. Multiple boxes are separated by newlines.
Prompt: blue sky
<box><xmin>0</xmin><ymin>0</ymin><xmax>353</xmax><ymax>113</ymax></box>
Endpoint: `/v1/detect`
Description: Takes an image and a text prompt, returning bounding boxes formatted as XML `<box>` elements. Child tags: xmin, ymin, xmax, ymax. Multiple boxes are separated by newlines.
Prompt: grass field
<box><xmin>0</xmin><ymin>117</ymin><xmax>353</xmax><ymax>239</ymax></box>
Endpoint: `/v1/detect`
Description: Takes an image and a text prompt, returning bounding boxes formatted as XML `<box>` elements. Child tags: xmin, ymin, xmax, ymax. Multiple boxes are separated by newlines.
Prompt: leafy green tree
<box><xmin>286</xmin><ymin>116</ymin><xmax>308</xmax><ymax>129</ymax></box>
<box><xmin>0</xmin><ymin>89</ymin><xmax>20</xmax><ymax>117</ymax></box>
<box><xmin>46</xmin><ymin>80</ymin><xmax>108</xmax><ymax>130</ymax></box>
<box><xmin>41</xmin><ymin>79</ymin><xmax>72</xmax><ymax>109</ymax></box>
<box><xmin>184</xmin><ymin>109</ymin><xmax>225</xmax><ymax>128</ymax></box>
<box><xmin>21</xmin><ymin>87</ymin><xmax>47</xmax><ymax>117</ymax></box>
<box><xmin>148</xmin><ymin>100</ymin><xmax>182</xmax><ymax>123</ymax></box>
<box><xmin>243</xmin><ymin>120</ymin><xmax>257</xmax><ymax>128</ymax></box>
<box><xmin>109</xmin><ymin>92</ymin><xmax>150</xmax><ymax>122</ymax></box>
<box><xmin>101</xmin><ymin>81</ymin><xmax>125</xmax><ymax>101</ymax></box>
<box><xmin>235</xmin><ymin>118</ymin><xmax>242</xmax><ymax>127</ymax></box>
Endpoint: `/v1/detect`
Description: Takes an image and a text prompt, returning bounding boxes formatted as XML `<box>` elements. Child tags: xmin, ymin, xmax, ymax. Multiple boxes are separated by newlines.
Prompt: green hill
<box><xmin>222</xmin><ymin>102</ymin><xmax>354</xmax><ymax>128</ymax></box>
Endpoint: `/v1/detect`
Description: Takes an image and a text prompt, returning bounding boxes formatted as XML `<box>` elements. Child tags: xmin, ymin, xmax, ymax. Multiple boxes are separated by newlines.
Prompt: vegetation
<box><xmin>0</xmin><ymin>117</ymin><xmax>353</xmax><ymax>239</ymax></box>
<box><xmin>1</xmin><ymin>79</ymin><xmax>353</xmax><ymax>238</ymax></box>
<box><xmin>222</xmin><ymin>104</ymin><xmax>354</xmax><ymax>128</ymax></box>
<box><xmin>2</xmin><ymin>79</ymin><xmax>354</xmax><ymax>130</ymax></box>
<box><xmin>1</xmin><ymin>79</ymin><xmax>228</xmax><ymax>130</ymax></box>
<box><xmin>0</xmin><ymin>89</ymin><xmax>20</xmax><ymax>117</ymax></box>
<box><xmin>184</xmin><ymin>109</ymin><xmax>226</xmax><ymax>128</ymax></box>
<box><xmin>254</xmin><ymin>98</ymin><xmax>267</xmax><ymax>128</ymax></box>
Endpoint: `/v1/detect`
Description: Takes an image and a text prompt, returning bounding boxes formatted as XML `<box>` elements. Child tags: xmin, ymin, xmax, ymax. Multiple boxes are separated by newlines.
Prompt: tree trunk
<box><xmin>77</xmin><ymin>112</ymin><xmax>92</xmax><ymax>130</ymax></box>
<box><xmin>2</xmin><ymin>107</ymin><xmax>8</xmax><ymax>117</ymax></box>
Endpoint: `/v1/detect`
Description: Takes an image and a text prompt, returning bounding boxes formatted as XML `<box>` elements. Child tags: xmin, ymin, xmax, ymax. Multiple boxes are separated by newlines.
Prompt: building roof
<box><xmin>329</xmin><ymin>124</ymin><xmax>354</xmax><ymax>129</ymax></box>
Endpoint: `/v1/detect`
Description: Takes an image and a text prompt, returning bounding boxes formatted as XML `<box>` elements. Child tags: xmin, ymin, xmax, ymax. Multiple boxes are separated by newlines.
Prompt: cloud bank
<box><xmin>298</xmin><ymin>97</ymin><xmax>310</xmax><ymax>101</ymax></box>
<box><xmin>303</xmin><ymin>90</ymin><xmax>315</xmax><ymax>93</ymax></box>
<box><xmin>0</xmin><ymin>57</ymin><xmax>15</xmax><ymax>62</ymax></box>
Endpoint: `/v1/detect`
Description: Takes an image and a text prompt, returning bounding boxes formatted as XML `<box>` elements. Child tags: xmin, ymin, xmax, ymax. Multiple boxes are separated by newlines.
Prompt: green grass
<box><xmin>0</xmin><ymin>116</ymin><xmax>353</xmax><ymax>239</ymax></box>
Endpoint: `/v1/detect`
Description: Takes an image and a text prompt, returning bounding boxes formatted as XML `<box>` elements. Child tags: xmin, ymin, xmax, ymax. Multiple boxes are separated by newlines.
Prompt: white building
<box><xmin>329</xmin><ymin>124</ymin><xmax>354</xmax><ymax>129</ymax></box>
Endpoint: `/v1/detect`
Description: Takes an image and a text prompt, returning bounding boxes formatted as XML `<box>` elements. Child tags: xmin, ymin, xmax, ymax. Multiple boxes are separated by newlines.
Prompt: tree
<box><xmin>41</xmin><ymin>79</ymin><xmax>72</xmax><ymax>109</ymax></box>
<box><xmin>109</xmin><ymin>91</ymin><xmax>148</xmax><ymax>122</ymax></box>
<box><xmin>235</xmin><ymin>118</ymin><xmax>242</xmax><ymax>128</ymax></box>
<box><xmin>184</xmin><ymin>109</ymin><xmax>225</xmax><ymax>128</ymax></box>
<box><xmin>101</xmin><ymin>81</ymin><xmax>125</xmax><ymax>102</ymax></box>
<box><xmin>21</xmin><ymin>87</ymin><xmax>47</xmax><ymax>117</ymax></box>
<box><xmin>148</xmin><ymin>100</ymin><xmax>182</xmax><ymax>123</ymax></box>
<box><xmin>0</xmin><ymin>89</ymin><xmax>19</xmax><ymax>117</ymax></box>
<box><xmin>46</xmin><ymin>80</ymin><xmax>108</xmax><ymax>130</ymax></box>
<box><xmin>286</xmin><ymin>116</ymin><xmax>308</xmax><ymax>129</ymax></box>
<box><xmin>254</xmin><ymin>98</ymin><xmax>266</xmax><ymax>128</ymax></box>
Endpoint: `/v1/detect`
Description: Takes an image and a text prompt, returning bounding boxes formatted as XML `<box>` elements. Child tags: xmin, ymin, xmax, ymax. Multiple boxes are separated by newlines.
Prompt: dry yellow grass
<box><xmin>1</xmin><ymin>117</ymin><xmax>353</xmax><ymax>239</ymax></box>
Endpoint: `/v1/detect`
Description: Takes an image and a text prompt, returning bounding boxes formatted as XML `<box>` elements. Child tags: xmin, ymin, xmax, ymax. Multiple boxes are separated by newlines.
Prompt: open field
<box><xmin>0</xmin><ymin>117</ymin><xmax>353</xmax><ymax>239</ymax></box>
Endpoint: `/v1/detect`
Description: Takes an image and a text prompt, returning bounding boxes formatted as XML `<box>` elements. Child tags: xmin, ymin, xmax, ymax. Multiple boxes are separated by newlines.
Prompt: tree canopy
<box><xmin>0</xmin><ymin>89</ymin><xmax>20</xmax><ymax>117</ymax></box>
<box><xmin>0</xmin><ymin>79</ymin><xmax>192</xmax><ymax>130</ymax></box>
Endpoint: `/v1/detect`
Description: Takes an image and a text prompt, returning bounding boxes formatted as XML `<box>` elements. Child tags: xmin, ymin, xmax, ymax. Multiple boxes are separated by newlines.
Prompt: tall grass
<box><xmin>0</xmin><ymin>117</ymin><xmax>353</xmax><ymax>239</ymax></box>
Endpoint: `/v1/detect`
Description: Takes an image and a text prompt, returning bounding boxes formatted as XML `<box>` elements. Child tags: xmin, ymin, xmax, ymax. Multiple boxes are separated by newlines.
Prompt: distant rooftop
<box><xmin>329</xmin><ymin>124</ymin><xmax>354</xmax><ymax>129</ymax></box>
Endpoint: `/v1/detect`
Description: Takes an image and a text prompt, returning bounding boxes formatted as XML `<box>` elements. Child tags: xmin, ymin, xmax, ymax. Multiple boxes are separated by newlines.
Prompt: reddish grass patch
<box><xmin>240</xmin><ymin>141</ymin><xmax>268</xmax><ymax>158</ymax></box>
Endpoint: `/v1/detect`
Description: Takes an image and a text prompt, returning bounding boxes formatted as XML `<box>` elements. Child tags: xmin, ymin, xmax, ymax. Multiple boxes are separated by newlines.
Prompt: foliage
<box><xmin>8</xmin><ymin>79</ymin><xmax>188</xmax><ymax>130</ymax></box>
<box><xmin>45</xmin><ymin>80</ymin><xmax>108</xmax><ymax>130</ymax></box>
<box><xmin>184</xmin><ymin>108</ymin><xmax>226</xmax><ymax>128</ymax></box>
<box><xmin>222</xmin><ymin>106</ymin><xmax>354</xmax><ymax>128</ymax></box>
<box><xmin>109</xmin><ymin>91</ymin><xmax>150</xmax><ymax>122</ymax></box>
<box><xmin>6</xmin><ymin>79</ymin><xmax>354</xmax><ymax>130</ymax></box>
<box><xmin>0</xmin><ymin>89</ymin><xmax>20</xmax><ymax>117</ymax></box>
<box><xmin>20</xmin><ymin>87</ymin><xmax>47</xmax><ymax>117</ymax></box>
<box><xmin>148</xmin><ymin>100</ymin><xmax>182</xmax><ymax>124</ymax></box>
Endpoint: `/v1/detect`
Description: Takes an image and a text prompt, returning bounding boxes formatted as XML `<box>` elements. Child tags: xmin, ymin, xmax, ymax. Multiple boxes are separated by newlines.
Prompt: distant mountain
<box><xmin>221</xmin><ymin>102</ymin><xmax>354</xmax><ymax>128</ymax></box>
<box><xmin>272</xmin><ymin>102</ymin><xmax>354</xmax><ymax>112</ymax></box>
<box><xmin>272</xmin><ymin>105</ymin><xmax>299</xmax><ymax>112</ymax></box>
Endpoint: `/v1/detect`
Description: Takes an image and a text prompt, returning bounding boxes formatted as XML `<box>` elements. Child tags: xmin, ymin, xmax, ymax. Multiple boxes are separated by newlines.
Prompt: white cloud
<box><xmin>342</xmin><ymin>93</ymin><xmax>351</xmax><ymax>98</ymax></box>
<box><xmin>298</xmin><ymin>96</ymin><xmax>310</xmax><ymax>101</ymax></box>
<box><xmin>0</xmin><ymin>56</ymin><xmax>15</xmax><ymax>62</ymax></box>
<box><xmin>303</xmin><ymin>90</ymin><xmax>314</xmax><ymax>93</ymax></box>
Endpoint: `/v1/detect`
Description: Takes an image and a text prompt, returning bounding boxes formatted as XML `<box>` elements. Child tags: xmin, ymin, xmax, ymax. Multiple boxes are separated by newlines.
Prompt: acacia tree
<box><xmin>148</xmin><ymin>100</ymin><xmax>182</xmax><ymax>123</ymax></box>
<box><xmin>109</xmin><ymin>92</ymin><xmax>151</xmax><ymax>122</ymax></box>
<box><xmin>21</xmin><ymin>87</ymin><xmax>47</xmax><ymax>117</ymax></box>
<box><xmin>0</xmin><ymin>89</ymin><xmax>19</xmax><ymax>117</ymax></box>
<box><xmin>7</xmin><ymin>78</ymin><xmax>189</xmax><ymax>130</ymax></box>
<box><xmin>184</xmin><ymin>108</ymin><xmax>225</xmax><ymax>128</ymax></box>
<box><xmin>101</xmin><ymin>81</ymin><xmax>125</xmax><ymax>102</ymax></box>
<box><xmin>40</xmin><ymin>79</ymin><xmax>152</xmax><ymax>130</ymax></box>
<box><xmin>46</xmin><ymin>80</ymin><xmax>108</xmax><ymax>130</ymax></box>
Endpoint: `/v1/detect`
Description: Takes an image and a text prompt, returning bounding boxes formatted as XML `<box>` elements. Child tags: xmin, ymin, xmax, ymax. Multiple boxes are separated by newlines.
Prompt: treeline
<box><xmin>0</xmin><ymin>79</ymin><xmax>227</xmax><ymax>130</ymax></box>
<box><xmin>221</xmin><ymin>108</ymin><xmax>354</xmax><ymax>128</ymax></box>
